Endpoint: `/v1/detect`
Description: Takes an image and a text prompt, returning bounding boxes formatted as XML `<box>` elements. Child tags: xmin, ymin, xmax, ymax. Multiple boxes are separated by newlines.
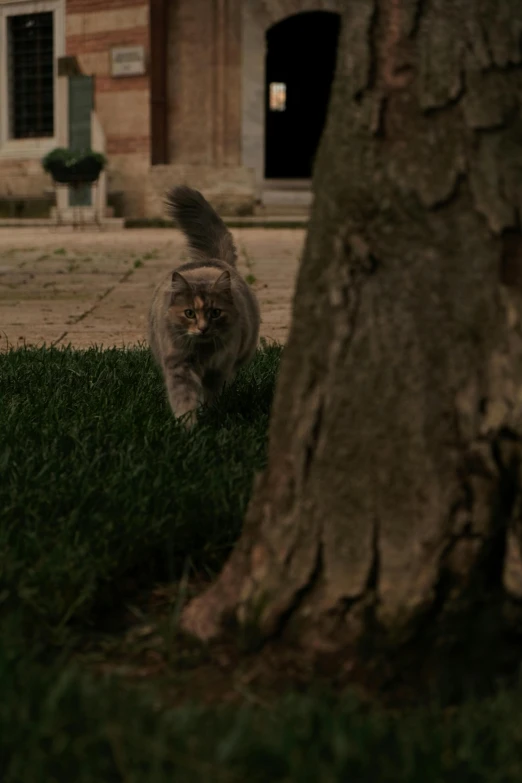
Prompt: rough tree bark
<box><xmin>183</xmin><ymin>0</ymin><xmax>522</xmax><ymax>657</ymax></box>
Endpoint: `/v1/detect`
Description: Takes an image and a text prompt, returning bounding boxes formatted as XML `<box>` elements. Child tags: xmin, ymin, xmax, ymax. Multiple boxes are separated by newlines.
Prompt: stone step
<box><xmin>254</xmin><ymin>188</ymin><xmax>312</xmax><ymax>218</ymax></box>
<box><xmin>255</xmin><ymin>203</ymin><xmax>310</xmax><ymax>217</ymax></box>
<box><xmin>0</xmin><ymin>217</ymin><xmax>125</xmax><ymax>229</ymax></box>
<box><xmin>262</xmin><ymin>189</ymin><xmax>313</xmax><ymax>206</ymax></box>
<box><xmin>256</xmin><ymin>188</ymin><xmax>312</xmax><ymax>217</ymax></box>
<box><xmin>225</xmin><ymin>215</ymin><xmax>308</xmax><ymax>226</ymax></box>
<box><xmin>124</xmin><ymin>216</ymin><xmax>308</xmax><ymax>228</ymax></box>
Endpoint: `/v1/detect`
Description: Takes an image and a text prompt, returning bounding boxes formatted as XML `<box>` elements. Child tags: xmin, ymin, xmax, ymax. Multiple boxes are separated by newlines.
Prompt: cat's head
<box><xmin>168</xmin><ymin>269</ymin><xmax>236</xmax><ymax>340</ymax></box>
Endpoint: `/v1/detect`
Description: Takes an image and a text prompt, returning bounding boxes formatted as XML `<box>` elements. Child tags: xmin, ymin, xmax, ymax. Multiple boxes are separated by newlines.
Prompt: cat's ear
<box><xmin>170</xmin><ymin>271</ymin><xmax>190</xmax><ymax>303</ymax></box>
<box><xmin>212</xmin><ymin>270</ymin><xmax>232</xmax><ymax>298</ymax></box>
<box><xmin>172</xmin><ymin>271</ymin><xmax>190</xmax><ymax>290</ymax></box>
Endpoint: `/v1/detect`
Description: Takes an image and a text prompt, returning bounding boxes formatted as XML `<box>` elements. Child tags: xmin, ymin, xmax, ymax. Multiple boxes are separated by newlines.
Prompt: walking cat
<box><xmin>149</xmin><ymin>186</ymin><xmax>260</xmax><ymax>426</ymax></box>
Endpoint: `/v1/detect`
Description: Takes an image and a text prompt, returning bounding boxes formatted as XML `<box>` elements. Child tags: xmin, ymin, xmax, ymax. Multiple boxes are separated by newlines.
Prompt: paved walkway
<box><xmin>0</xmin><ymin>227</ymin><xmax>303</xmax><ymax>350</ymax></box>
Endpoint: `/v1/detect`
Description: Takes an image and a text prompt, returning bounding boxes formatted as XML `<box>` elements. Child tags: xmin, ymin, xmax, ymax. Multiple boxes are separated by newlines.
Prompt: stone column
<box><xmin>241</xmin><ymin>0</ymin><xmax>269</xmax><ymax>188</ymax></box>
<box><xmin>212</xmin><ymin>0</ymin><xmax>242</xmax><ymax>168</ymax></box>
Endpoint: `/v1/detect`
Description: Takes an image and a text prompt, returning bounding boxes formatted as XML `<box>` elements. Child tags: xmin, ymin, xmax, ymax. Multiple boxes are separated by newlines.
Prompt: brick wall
<box><xmin>66</xmin><ymin>0</ymin><xmax>151</xmax><ymax>216</ymax></box>
<box><xmin>0</xmin><ymin>0</ymin><xmax>259</xmax><ymax>216</ymax></box>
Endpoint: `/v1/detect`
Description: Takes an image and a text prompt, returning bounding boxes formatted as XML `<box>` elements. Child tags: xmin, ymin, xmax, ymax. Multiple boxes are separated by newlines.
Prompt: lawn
<box><xmin>1</xmin><ymin>344</ymin><xmax>522</xmax><ymax>782</ymax></box>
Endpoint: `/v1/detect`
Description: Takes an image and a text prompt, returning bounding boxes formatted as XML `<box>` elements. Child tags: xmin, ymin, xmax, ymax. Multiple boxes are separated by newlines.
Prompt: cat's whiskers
<box><xmin>148</xmin><ymin>185</ymin><xmax>260</xmax><ymax>425</ymax></box>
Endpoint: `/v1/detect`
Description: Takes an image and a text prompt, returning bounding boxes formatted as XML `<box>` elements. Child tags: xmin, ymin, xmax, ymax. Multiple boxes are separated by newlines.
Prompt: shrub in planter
<box><xmin>42</xmin><ymin>148</ymin><xmax>107</xmax><ymax>185</ymax></box>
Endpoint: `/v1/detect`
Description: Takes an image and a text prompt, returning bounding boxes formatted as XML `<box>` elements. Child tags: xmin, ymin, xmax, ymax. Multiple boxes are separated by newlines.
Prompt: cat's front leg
<box><xmin>163</xmin><ymin>356</ymin><xmax>203</xmax><ymax>427</ymax></box>
<box><xmin>202</xmin><ymin>369</ymin><xmax>226</xmax><ymax>407</ymax></box>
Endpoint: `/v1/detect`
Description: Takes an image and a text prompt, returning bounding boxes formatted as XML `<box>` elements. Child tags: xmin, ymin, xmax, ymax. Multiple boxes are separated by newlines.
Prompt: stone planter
<box><xmin>42</xmin><ymin>148</ymin><xmax>107</xmax><ymax>186</ymax></box>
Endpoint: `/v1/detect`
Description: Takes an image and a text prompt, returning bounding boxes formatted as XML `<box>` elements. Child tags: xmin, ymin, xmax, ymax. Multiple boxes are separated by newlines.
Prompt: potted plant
<box><xmin>42</xmin><ymin>147</ymin><xmax>107</xmax><ymax>186</ymax></box>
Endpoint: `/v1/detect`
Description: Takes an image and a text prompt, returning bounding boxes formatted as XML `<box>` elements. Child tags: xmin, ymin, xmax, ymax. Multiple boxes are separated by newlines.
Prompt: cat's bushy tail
<box><xmin>166</xmin><ymin>185</ymin><xmax>237</xmax><ymax>267</ymax></box>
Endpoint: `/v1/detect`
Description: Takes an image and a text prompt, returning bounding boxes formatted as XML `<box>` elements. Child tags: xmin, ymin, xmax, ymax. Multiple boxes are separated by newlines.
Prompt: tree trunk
<box><xmin>183</xmin><ymin>0</ymin><xmax>522</xmax><ymax>660</ymax></box>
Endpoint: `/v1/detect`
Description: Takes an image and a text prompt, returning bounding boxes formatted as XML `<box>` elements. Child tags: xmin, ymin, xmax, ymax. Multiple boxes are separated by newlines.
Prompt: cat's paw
<box><xmin>178</xmin><ymin>408</ymin><xmax>198</xmax><ymax>429</ymax></box>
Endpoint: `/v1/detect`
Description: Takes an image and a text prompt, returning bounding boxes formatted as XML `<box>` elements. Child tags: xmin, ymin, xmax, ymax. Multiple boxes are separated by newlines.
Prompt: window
<box><xmin>269</xmin><ymin>82</ymin><xmax>286</xmax><ymax>112</ymax></box>
<box><xmin>8</xmin><ymin>11</ymin><xmax>54</xmax><ymax>138</ymax></box>
<box><xmin>0</xmin><ymin>0</ymin><xmax>65</xmax><ymax>156</ymax></box>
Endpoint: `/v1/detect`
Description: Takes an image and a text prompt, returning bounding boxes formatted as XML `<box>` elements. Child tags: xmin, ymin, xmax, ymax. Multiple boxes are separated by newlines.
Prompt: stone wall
<box><xmin>0</xmin><ymin>0</ymin><xmax>152</xmax><ymax>214</ymax></box>
<box><xmin>153</xmin><ymin>0</ymin><xmax>254</xmax><ymax>217</ymax></box>
<box><xmin>0</xmin><ymin>0</ymin><xmax>65</xmax><ymax>198</ymax></box>
<box><xmin>241</xmin><ymin>0</ymin><xmax>342</xmax><ymax>185</ymax></box>
<box><xmin>166</xmin><ymin>0</ymin><xmax>242</xmax><ymax>169</ymax></box>
<box><xmin>145</xmin><ymin>163</ymin><xmax>256</xmax><ymax>218</ymax></box>
<box><xmin>66</xmin><ymin>0</ymin><xmax>151</xmax><ymax>216</ymax></box>
<box><xmin>0</xmin><ymin>0</ymin><xmax>343</xmax><ymax>217</ymax></box>
<box><xmin>0</xmin><ymin>159</ymin><xmax>51</xmax><ymax>199</ymax></box>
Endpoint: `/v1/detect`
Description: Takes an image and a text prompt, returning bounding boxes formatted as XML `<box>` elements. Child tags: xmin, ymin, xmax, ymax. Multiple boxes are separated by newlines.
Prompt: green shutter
<box><xmin>68</xmin><ymin>75</ymin><xmax>94</xmax><ymax>207</ymax></box>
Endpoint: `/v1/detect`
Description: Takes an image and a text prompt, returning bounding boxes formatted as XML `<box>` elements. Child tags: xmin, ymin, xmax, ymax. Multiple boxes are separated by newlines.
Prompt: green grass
<box><xmin>3</xmin><ymin>646</ymin><xmax>522</xmax><ymax>783</ymax></box>
<box><xmin>2</xmin><ymin>344</ymin><xmax>522</xmax><ymax>781</ymax></box>
<box><xmin>1</xmin><ymin>345</ymin><xmax>278</xmax><ymax>635</ymax></box>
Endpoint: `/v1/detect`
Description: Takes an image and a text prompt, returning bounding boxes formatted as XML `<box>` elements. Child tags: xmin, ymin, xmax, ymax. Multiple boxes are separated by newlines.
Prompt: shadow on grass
<box><xmin>3</xmin><ymin>344</ymin><xmax>522</xmax><ymax>782</ymax></box>
<box><xmin>0</xmin><ymin>343</ymin><xmax>280</xmax><ymax>636</ymax></box>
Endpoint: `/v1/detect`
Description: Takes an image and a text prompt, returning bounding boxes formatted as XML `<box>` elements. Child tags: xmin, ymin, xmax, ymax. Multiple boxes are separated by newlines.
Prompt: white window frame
<box><xmin>0</xmin><ymin>0</ymin><xmax>65</xmax><ymax>159</ymax></box>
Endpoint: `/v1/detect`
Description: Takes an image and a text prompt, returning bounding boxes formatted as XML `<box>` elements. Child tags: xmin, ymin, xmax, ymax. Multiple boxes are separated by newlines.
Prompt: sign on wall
<box><xmin>110</xmin><ymin>46</ymin><xmax>146</xmax><ymax>77</ymax></box>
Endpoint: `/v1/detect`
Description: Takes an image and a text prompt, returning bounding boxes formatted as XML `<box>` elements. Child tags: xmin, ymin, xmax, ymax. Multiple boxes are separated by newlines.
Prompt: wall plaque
<box><xmin>110</xmin><ymin>46</ymin><xmax>146</xmax><ymax>77</ymax></box>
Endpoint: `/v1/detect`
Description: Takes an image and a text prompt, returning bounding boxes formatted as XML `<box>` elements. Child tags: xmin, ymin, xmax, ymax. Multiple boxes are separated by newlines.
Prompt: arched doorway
<box><xmin>264</xmin><ymin>11</ymin><xmax>340</xmax><ymax>179</ymax></box>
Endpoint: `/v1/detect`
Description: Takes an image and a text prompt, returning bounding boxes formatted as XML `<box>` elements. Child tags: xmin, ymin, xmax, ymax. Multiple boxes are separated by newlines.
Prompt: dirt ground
<box><xmin>0</xmin><ymin>227</ymin><xmax>303</xmax><ymax>351</ymax></box>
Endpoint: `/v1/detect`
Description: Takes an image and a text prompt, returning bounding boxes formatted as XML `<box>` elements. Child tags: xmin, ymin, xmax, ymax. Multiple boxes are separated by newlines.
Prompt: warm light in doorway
<box><xmin>269</xmin><ymin>82</ymin><xmax>286</xmax><ymax>111</ymax></box>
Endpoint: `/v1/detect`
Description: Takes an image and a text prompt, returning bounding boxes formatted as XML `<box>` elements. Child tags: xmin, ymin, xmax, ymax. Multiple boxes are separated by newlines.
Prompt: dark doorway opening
<box><xmin>264</xmin><ymin>11</ymin><xmax>340</xmax><ymax>179</ymax></box>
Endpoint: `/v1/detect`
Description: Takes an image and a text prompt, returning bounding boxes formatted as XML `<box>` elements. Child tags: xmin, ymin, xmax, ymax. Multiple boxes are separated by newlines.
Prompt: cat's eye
<box><xmin>184</xmin><ymin>309</ymin><xmax>196</xmax><ymax>319</ymax></box>
<box><xmin>210</xmin><ymin>308</ymin><xmax>222</xmax><ymax>319</ymax></box>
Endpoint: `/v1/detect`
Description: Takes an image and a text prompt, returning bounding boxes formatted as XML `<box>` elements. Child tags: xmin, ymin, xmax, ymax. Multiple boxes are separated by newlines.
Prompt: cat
<box><xmin>148</xmin><ymin>186</ymin><xmax>260</xmax><ymax>426</ymax></box>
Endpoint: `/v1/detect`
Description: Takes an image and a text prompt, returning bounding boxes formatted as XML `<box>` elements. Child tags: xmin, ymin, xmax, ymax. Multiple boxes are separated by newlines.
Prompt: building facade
<box><xmin>0</xmin><ymin>0</ymin><xmax>342</xmax><ymax>218</ymax></box>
